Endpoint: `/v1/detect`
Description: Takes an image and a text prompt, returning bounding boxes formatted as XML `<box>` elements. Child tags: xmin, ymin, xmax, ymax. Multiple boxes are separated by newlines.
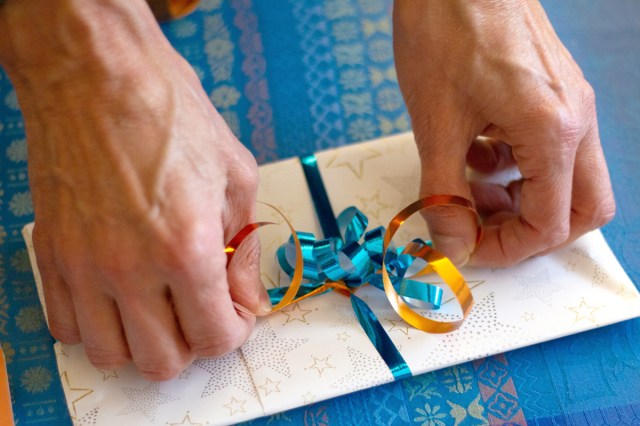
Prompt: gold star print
<box><xmin>223</xmin><ymin>397</ymin><xmax>246</xmax><ymax>416</ymax></box>
<box><xmin>301</xmin><ymin>391</ymin><xmax>316</xmax><ymax>404</ymax></box>
<box><xmin>357</xmin><ymin>191</ymin><xmax>391</xmax><ymax>221</ymax></box>
<box><xmin>308</xmin><ymin>356</ymin><xmax>335</xmax><ymax>377</ymax></box>
<box><xmin>60</xmin><ymin>371</ymin><xmax>94</xmax><ymax>419</ymax></box>
<box><xmin>440</xmin><ymin>281</ymin><xmax>486</xmax><ymax>306</ymax></box>
<box><xmin>567</xmin><ymin>298</ymin><xmax>601</xmax><ymax>323</ymax></box>
<box><xmin>387</xmin><ymin>318</ymin><xmax>410</xmax><ymax>336</ymax></box>
<box><xmin>258</xmin><ymin>378</ymin><xmax>281</xmax><ymax>396</ymax></box>
<box><xmin>55</xmin><ymin>345</ymin><xmax>68</xmax><ymax>358</ymax></box>
<box><xmin>261</xmin><ymin>270</ymin><xmax>285</xmax><ymax>289</ymax></box>
<box><xmin>384</xmin><ymin>136</ymin><xmax>408</xmax><ymax>154</ymax></box>
<box><xmin>169</xmin><ymin>413</ymin><xmax>203</xmax><ymax>426</ymax></box>
<box><xmin>98</xmin><ymin>369</ymin><xmax>118</xmax><ymax>381</ymax></box>
<box><xmin>521</xmin><ymin>312</ymin><xmax>535</xmax><ymax>322</ymax></box>
<box><xmin>325</xmin><ymin>148</ymin><xmax>382</xmax><ymax>179</ymax></box>
<box><xmin>269</xmin><ymin>204</ymin><xmax>294</xmax><ymax>224</ymax></box>
<box><xmin>336</xmin><ymin>332</ymin><xmax>350</xmax><ymax>342</ymax></box>
<box><xmin>280</xmin><ymin>303</ymin><xmax>313</xmax><ymax>324</ymax></box>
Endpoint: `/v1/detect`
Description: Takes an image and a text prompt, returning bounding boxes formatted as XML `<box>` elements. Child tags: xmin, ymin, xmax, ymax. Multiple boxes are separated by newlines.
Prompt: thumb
<box><xmin>224</xmin><ymin>178</ymin><xmax>272</xmax><ymax>315</ymax></box>
<box><xmin>226</xmin><ymin>229</ymin><xmax>272</xmax><ymax>315</ymax></box>
<box><xmin>414</xmin><ymin>120</ymin><xmax>479</xmax><ymax>267</ymax></box>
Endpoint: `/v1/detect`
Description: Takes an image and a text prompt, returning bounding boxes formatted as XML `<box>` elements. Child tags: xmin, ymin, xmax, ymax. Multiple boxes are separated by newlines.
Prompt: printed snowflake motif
<box><xmin>324</xmin><ymin>0</ymin><xmax>356</xmax><ymax>20</ymax></box>
<box><xmin>210</xmin><ymin>85</ymin><xmax>241</xmax><ymax>109</ymax></box>
<box><xmin>376</xmin><ymin>88</ymin><xmax>403</xmax><ymax>112</ymax></box>
<box><xmin>441</xmin><ymin>365</ymin><xmax>474</xmax><ymax>394</ymax></box>
<box><xmin>11</xmin><ymin>249</ymin><xmax>32</xmax><ymax>273</ymax></box>
<box><xmin>414</xmin><ymin>403</ymin><xmax>447</xmax><ymax>426</ymax></box>
<box><xmin>21</xmin><ymin>366</ymin><xmax>53</xmax><ymax>394</ymax></box>
<box><xmin>171</xmin><ymin>20</ymin><xmax>198</xmax><ymax>39</ymax></box>
<box><xmin>334</xmin><ymin>44</ymin><xmax>365</xmax><ymax>67</ymax></box>
<box><xmin>241</xmin><ymin>320</ymin><xmax>308</xmax><ymax>378</ymax></box>
<box><xmin>1</xmin><ymin>342</ymin><xmax>15</xmax><ymax>364</ymax></box>
<box><xmin>339</xmin><ymin>69</ymin><xmax>368</xmax><ymax>91</ymax></box>
<box><xmin>347</xmin><ymin>118</ymin><xmax>377</xmax><ymax>141</ymax></box>
<box><xmin>199</xmin><ymin>0</ymin><xmax>223</xmax><ymax>12</ymax></box>
<box><xmin>15</xmin><ymin>306</ymin><xmax>45</xmax><ymax>333</ymax></box>
<box><xmin>193</xmin><ymin>350</ymin><xmax>256</xmax><ymax>398</ymax></box>
<box><xmin>9</xmin><ymin>191</ymin><xmax>33</xmax><ymax>217</ymax></box>
<box><xmin>6</xmin><ymin>139</ymin><xmax>27</xmax><ymax>163</ymax></box>
<box><xmin>332</xmin><ymin>21</ymin><xmax>360</xmax><ymax>42</ymax></box>
<box><xmin>368</xmin><ymin>39</ymin><xmax>393</xmax><ymax>63</ymax></box>
<box><xmin>4</xmin><ymin>89</ymin><xmax>19</xmax><ymax>111</ymax></box>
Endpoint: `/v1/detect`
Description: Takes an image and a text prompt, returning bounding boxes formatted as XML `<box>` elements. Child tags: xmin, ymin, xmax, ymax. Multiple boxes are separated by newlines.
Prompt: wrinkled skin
<box><xmin>394</xmin><ymin>0</ymin><xmax>615</xmax><ymax>266</ymax></box>
<box><xmin>0</xmin><ymin>0</ymin><xmax>270</xmax><ymax>380</ymax></box>
<box><xmin>0</xmin><ymin>0</ymin><xmax>615</xmax><ymax>380</ymax></box>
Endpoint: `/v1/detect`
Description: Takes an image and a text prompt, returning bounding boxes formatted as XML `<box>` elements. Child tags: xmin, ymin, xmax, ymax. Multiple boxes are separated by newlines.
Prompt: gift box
<box><xmin>23</xmin><ymin>132</ymin><xmax>640</xmax><ymax>425</ymax></box>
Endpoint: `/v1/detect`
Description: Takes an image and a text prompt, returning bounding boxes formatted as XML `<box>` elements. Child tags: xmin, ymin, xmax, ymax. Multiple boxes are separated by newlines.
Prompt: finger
<box><xmin>72</xmin><ymin>289</ymin><xmax>131</xmax><ymax>370</ymax></box>
<box><xmin>538</xmin><ymin>123</ymin><xmax>614</xmax><ymax>255</ymax></box>
<box><xmin>469</xmin><ymin>180</ymin><xmax>522</xmax><ymax>217</ymax></box>
<box><xmin>169</xmin><ymin>248</ymin><xmax>254</xmax><ymax>359</ymax></box>
<box><xmin>470</xmin><ymin>123</ymin><xmax>578</xmax><ymax>266</ymax></box>
<box><xmin>164</xmin><ymin>212</ymin><xmax>254</xmax><ymax>359</ymax></box>
<box><xmin>413</xmin><ymin>114</ymin><xmax>480</xmax><ymax>266</ymax></box>
<box><xmin>224</xmin><ymin>153</ymin><xmax>270</xmax><ymax>314</ymax></box>
<box><xmin>32</xmin><ymin>227</ymin><xmax>81</xmax><ymax>343</ymax></box>
<box><xmin>227</xmin><ymin>232</ymin><xmax>271</xmax><ymax>315</ymax></box>
<box><xmin>467</xmin><ymin>137</ymin><xmax>516</xmax><ymax>174</ymax></box>
<box><xmin>117</xmin><ymin>283</ymin><xmax>192</xmax><ymax>381</ymax></box>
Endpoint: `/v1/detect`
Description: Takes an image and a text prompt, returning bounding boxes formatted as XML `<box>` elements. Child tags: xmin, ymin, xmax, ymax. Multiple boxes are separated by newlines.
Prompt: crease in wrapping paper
<box><xmin>21</xmin><ymin>132</ymin><xmax>640</xmax><ymax>425</ymax></box>
<box><xmin>0</xmin><ymin>347</ymin><xmax>14</xmax><ymax>425</ymax></box>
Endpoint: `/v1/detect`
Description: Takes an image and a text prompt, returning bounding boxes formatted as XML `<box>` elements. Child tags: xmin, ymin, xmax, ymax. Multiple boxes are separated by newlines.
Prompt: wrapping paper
<box><xmin>23</xmin><ymin>133</ymin><xmax>640</xmax><ymax>425</ymax></box>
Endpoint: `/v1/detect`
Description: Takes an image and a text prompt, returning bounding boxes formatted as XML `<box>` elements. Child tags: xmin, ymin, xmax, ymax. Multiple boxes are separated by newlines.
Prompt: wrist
<box><xmin>0</xmin><ymin>0</ymin><xmax>173</xmax><ymax>88</ymax></box>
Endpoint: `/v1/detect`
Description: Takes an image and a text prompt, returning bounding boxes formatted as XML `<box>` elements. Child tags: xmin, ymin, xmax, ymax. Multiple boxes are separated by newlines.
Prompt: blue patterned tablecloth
<box><xmin>1</xmin><ymin>1</ymin><xmax>639</xmax><ymax>424</ymax></box>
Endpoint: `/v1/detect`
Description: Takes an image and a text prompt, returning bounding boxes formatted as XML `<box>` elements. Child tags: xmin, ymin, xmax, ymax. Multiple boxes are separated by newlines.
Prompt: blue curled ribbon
<box><xmin>267</xmin><ymin>155</ymin><xmax>447</xmax><ymax>380</ymax></box>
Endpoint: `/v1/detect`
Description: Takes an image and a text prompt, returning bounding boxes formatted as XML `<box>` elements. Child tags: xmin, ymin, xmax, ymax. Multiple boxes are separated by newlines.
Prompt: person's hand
<box><xmin>393</xmin><ymin>0</ymin><xmax>615</xmax><ymax>267</ymax></box>
<box><xmin>0</xmin><ymin>0</ymin><xmax>270</xmax><ymax>380</ymax></box>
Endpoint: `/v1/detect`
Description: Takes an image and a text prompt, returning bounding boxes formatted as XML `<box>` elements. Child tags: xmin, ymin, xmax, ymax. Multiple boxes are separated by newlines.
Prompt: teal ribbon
<box><xmin>269</xmin><ymin>154</ymin><xmax>444</xmax><ymax>380</ymax></box>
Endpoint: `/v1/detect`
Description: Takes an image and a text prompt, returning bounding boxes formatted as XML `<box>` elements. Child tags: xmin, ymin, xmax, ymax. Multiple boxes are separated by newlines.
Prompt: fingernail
<box><xmin>432</xmin><ymin>234</ymin><xmax>472</xmax><ymax>267</ymax></box>
<box><xmin>258</xmin><ymin>289</ymin><xmax>273</xmax><ymax>314</ymax></box>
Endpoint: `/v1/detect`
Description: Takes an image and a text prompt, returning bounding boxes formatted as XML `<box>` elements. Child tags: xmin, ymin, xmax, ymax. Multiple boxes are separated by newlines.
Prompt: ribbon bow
<box><xmin>226</xmin><ymin>195</ymin><xmax>481</xmax><ymax>379</ymax></box>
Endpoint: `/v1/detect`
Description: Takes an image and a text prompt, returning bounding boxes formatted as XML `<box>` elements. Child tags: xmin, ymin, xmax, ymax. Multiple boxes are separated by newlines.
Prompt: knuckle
<box><xmin>137</xmin><ymin>359</ymin><xmax>185</xmax><ymax>382</ymax></box>
<box><xmin>540</xmin><ymin>223</ymin><xmax>570</xmax><ymax>248</ymax></box>
<box><xmin>542</xmin><ymin>106</ymin><xmax>582</xmax><ymax>151</ymax></box>
<box><xmin>586</xmin><ymin>198</ymin><xmax>616</xmax><ymax>229</ymax></box>
<box><xmin>84</xmin><ymin>344</ymin><xmax>130</xmax><ymax>370</ymax></box>
<box><xmin>158</xmin><ymin>224</ymin><xmax>214</xmax><ymax>277</ymax></box>
<box><xmin>230</xmin><ymin>151</ymin><xmax>259</xmax><ymax>193</ymax></box>
<box><xmin>581</xmin><ymin>81</ymin><xmax>596</xmax><ymax>106</ymax></box>
<box><xmin>189</xmin><ymin>327</ymin><xmax>248</xmax><ymax>358</ymax></box>
<box><xmin>48</xmin><ymin>319</ymin><xmax>81</xmax><ymax>344</ymax></box>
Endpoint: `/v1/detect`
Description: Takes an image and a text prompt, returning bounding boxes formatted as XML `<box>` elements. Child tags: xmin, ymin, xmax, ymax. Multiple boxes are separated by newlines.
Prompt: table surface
<box><xmin>1</xmin><ymin>1</ymin><xmax>639</xmax><ymax>425</ymax></box>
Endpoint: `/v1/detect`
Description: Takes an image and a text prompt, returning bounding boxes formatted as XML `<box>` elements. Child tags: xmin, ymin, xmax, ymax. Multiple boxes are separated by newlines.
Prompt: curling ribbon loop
<box><xmin>225</xmin><ymin>154</ymin><xmax>482</xmax><ymax>380</ymax></box>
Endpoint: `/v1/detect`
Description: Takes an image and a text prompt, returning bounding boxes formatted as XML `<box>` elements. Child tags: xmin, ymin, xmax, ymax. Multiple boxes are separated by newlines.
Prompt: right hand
<box><xmin>0</xmin><ymin>0</ymin><xmax>270</xmax><ymax>380</ymax></box>
<box><xmin>393</xmin><ymin>0</ymin><xmax>615</xmax><ymax>267</ymax></box>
